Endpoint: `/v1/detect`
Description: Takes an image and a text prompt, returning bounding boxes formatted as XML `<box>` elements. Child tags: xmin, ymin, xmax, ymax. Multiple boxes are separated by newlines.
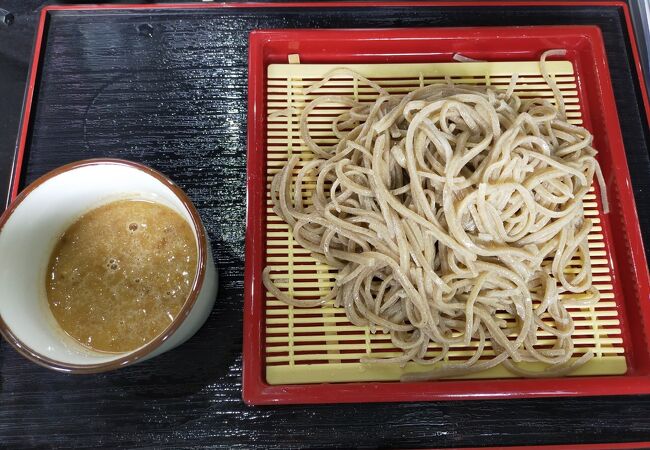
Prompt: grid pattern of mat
<box><xmin>264</xmin><ymin>61</ymin><xmax>626</xmax><ymax>384</ymax></box>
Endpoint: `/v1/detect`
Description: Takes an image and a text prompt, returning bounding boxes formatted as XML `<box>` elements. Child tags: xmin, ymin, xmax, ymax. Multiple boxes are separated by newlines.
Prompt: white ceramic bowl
<box><xmin>0</xmin><ymin>159</ymin><xmax>218</xmax><ymax>372</ymax></box>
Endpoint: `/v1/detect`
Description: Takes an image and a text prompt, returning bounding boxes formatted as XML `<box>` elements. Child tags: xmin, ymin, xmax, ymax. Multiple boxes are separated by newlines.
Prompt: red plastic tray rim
<box><xmin>244</xmin><ymin>24</ymin><xmax>650</xmax><ymax>405</ymax></box>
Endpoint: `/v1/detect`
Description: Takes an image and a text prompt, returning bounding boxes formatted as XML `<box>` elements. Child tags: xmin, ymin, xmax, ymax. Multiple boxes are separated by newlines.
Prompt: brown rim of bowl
<box><xmin>0</xmin><ymin>158</ymin><xmax>208</xmax><ymax>373</ymax></box>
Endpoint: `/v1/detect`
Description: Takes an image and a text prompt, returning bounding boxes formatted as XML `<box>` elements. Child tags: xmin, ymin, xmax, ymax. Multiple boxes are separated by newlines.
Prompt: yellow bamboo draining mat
<box><xmin>264</xmin><ymin>61</ymin><xmax>626</xmax><ymax>384</ymax></box>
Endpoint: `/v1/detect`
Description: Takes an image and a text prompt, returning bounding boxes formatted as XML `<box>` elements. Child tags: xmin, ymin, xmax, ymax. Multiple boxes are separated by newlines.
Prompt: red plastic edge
<box><xmin>243</xmin><ymin>26</ymin><xmax>266</xmax><ymax>405</ymax></box>
<box><xmin>36</xmin><ymin>1</ymin><xmax>638</xmax><ymax>11</ymax></box>
<box><xmin>244</xmin><ymin>25</ymin><xmax>650</xmax><ymax>405</ymax></box>
<box><xmin>619</xmin><ymin>2</ymin><xmax>650</xmax><ymax>129</ymax></box>
<box><xmin>9</xmin><ymin>7</ymin><xmax>47</xmax><ymax>202</ymax></box>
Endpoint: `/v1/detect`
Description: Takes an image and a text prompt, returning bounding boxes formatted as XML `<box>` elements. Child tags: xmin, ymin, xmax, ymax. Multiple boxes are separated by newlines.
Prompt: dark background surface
<box><xmin>1</xmin><ymin>1</ymin><xmax>650</xmax><ymax>448</ymax></box>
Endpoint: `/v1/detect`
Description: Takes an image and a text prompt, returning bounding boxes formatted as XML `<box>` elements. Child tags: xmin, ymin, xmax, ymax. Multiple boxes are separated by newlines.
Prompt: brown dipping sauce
<box><xmin>46</xmin><ymin>199</ymin><xmax>198</xmax><ymax>353</ymax></box>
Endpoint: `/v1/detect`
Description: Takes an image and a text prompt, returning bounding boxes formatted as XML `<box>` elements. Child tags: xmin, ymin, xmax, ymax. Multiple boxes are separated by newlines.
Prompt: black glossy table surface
<box><xmin>0</xmin><ymin>1</ymin><xmax>649</xmax><ymax>448</ymax></box>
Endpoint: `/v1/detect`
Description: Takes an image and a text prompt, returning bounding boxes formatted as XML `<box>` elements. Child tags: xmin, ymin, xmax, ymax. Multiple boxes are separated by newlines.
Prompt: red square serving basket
<box><xmin>243</xmin><ymin>25</ymin><xmax>650</xmax><ymax>405</ymax></box>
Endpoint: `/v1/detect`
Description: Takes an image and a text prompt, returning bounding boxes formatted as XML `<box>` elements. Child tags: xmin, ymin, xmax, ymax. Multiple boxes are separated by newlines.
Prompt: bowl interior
<box><xmin>0</xmin><ymin>161</ymin><xmax>199</xmax><ymax>366</ymax></box>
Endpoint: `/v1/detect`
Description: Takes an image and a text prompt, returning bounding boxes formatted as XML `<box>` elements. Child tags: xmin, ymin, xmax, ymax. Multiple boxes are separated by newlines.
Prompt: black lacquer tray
<box><xmin>1</xmin><ymin>2</ymin><xmax>650</xmax><ymax>448</ymax></box>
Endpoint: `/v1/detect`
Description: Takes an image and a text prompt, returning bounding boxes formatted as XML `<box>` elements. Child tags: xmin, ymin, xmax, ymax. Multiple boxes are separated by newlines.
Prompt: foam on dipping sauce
<box><xmin>46</xmin><ymin>199</ymin><xmax>198</xmax><ymax>353</ymax></box>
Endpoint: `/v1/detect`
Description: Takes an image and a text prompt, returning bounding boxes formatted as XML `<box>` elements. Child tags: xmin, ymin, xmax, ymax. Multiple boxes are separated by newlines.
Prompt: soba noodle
<box><xmin>264</xmin><ymin>51</ymin><xmax>604</xmax><ymax>379</ymax></box>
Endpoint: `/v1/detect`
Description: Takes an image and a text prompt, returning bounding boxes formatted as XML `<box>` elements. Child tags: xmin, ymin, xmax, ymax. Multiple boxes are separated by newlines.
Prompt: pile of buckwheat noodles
<box><xmin>264</xmin><ymin>50</ymin><xmax>606</xmax><ymax>380</ymax></box>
